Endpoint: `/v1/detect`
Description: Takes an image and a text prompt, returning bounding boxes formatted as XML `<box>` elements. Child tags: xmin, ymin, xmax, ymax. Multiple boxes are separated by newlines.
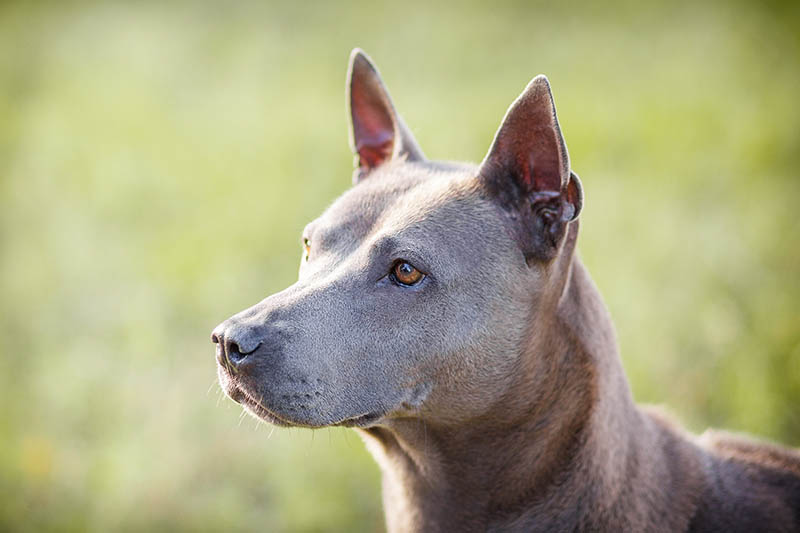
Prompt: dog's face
<box><xmin>213</xmin><ymin>50</ymin><xmax>582</xmax><ymax>429</ymax></box>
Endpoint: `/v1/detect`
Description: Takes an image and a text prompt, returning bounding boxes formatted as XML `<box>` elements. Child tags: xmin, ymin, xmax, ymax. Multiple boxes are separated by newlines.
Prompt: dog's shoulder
<box><xmin>701</xmin><ymin>429</ymin><xmax>800</xmax><ymax>475</ymax></box>
<box><xmin>688</xmin><ymin>430</ymin><xmax>800</xmax><ymax>532</ymax></box>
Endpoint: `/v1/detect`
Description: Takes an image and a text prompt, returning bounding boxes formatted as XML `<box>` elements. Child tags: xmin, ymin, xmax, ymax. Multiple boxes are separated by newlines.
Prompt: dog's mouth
<box><xmin>234</xmin><ymin>386</ymin><xmax>386</xmax><ymax>428</ymax></box>
<box><xmin>219</xmin><ymin>369</ymin><xmax>388</xmax><ymax>429</ymax></box>
<box><xmin>229</xmin><ymin>385</ymin><xmax>297</xmax><ymax>427</ymax></box>
<box><xmin>338</xmin><ymin>411</ymin><xmax>386</xmax><ymax>428</ymax></box>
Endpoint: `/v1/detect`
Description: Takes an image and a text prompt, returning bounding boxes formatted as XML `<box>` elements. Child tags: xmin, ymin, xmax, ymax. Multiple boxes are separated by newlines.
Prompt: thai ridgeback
<box><xmin>212</xmin><ymin>49</ymin><xmax>800</xmax><ymax>532</ymax></box>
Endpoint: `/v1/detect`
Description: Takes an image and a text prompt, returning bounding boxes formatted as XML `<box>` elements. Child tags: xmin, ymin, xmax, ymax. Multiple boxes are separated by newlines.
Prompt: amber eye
<box><xmin>391</xmin><ymin>260</ymin><xmax>424</xmax><ymax>286</ymax></box>
<box><xmin>302</xmin><ymin>238</ymin><xmax>311</xmax><ymax>261</ymax></box>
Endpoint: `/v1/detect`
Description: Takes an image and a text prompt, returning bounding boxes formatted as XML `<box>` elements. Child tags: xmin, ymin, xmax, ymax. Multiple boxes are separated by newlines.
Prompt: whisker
<box><xmin>206</xmin><ymin>378</ymin><xmax>218</xmax><ymax>397</ymax></box>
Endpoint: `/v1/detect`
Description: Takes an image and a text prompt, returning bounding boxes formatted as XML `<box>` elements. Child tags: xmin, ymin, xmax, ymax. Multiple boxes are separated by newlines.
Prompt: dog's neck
<box><xmin>359</xmin><ymin>255</ymin><xmax>684</xmax><ymax>532</ymax></box>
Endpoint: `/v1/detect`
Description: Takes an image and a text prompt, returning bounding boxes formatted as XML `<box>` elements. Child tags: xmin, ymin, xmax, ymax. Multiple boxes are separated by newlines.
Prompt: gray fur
<box><xmin>212</xmin><ymin>49</ymin><xmax>800</xmax><ymax>532</ymax></box>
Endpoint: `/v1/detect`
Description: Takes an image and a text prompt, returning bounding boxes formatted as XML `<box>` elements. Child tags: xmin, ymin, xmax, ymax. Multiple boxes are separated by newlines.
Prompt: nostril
<box><xmin>212</xmin><ymin>321</ymin><xmax>264</xmax><ymax>370</ymax></box>
<box><xmin>227</xmin><ymin>340</ymin><xmax>262</xmax><ymax>365</ymax></box>
<box><xmin>228</xmin><ymin>342</ymin><xmax>244</xmax><ymax>363</ymax></box>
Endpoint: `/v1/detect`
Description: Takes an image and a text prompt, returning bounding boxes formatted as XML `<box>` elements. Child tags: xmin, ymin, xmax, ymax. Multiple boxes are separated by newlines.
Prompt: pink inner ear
<box><xmin>500</xmin><ymin>129</ymin><xmax>562</xmax><ymax>193</ymax></box>
<box><xmin>351</xmin><ymin>84</ymin><xmax>395</xmax><ymax>170</ymax></box>
<box><xmin>355</xmin><ymin>130</ymin><xmax>394</xmax><ymax>170</ymax></box>
<box><xmin>482</xmin><ymin>76</ymin><xmax>569</xmax><ymax>195</ymax></box>
<box><xmin>529</xmin><ymin>127</ymin><xmax>563</xmax><ymax>192</ymax></box>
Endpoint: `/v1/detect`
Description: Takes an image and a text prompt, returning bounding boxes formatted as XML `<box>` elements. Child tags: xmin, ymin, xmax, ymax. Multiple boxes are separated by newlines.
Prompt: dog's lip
<box><xmin>218</xmin><ymin>362</ymin><xmax>391</xmax><ymax>429</ymax></box>
<box><xmin>235</xmin><ymin>383</ymin><xmax>386</xmax><ymax>429</ymax></box>
<box><xmin>240</xmin><ymin>387</ymin><xmax>386</xmax><ymax>428</ymax></box>
<box><xmin>231</xmin><ymin>386</ymin><xmax>295</xmax><ymax>427</ymax></box>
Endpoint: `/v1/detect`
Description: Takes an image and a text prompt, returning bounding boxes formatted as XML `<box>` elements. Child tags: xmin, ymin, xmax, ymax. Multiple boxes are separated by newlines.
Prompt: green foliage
<box><xmin>0</xmin><ymin>0</ymin><xmax>798</xmax><ymax>531</ymax></box>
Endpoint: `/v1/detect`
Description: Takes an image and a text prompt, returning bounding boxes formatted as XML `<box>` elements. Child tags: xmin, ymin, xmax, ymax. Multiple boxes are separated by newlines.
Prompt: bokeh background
<box><xmin>1</xmin><ymin>0</ymin><xmax>798</xmax><ymax>531</ymax></box>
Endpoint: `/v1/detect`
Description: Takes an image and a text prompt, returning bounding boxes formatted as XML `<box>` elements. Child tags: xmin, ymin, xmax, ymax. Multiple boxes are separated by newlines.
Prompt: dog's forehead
<box><xmin>312</xmin><ymin>161</ymin><xmax>480</xmax><ymax>245</ymax></box>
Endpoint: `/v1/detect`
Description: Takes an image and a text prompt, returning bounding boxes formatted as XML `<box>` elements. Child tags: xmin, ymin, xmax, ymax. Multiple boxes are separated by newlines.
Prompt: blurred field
<box><xmin>0</xmin><ymin>0</ymin><xmax>798</xmax><ymax>531</ymax></box>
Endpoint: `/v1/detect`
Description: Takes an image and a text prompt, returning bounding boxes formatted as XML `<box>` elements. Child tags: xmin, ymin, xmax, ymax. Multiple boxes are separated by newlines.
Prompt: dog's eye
<box><xmin>391</xmin><ymin>260</ymin><xmax>424</xmax><ymax>286</ymax></box>
<box><xmin>302</xmin><ymin>238</ymin><xmax>311</xmax><ymax>261</ymax></box>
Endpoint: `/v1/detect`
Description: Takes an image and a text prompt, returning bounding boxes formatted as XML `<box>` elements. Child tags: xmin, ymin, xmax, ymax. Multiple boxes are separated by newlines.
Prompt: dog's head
<box><xmin>212</xmin><ymin>49</ymin><xmax>583</xmax><ymax>429</ymax></box>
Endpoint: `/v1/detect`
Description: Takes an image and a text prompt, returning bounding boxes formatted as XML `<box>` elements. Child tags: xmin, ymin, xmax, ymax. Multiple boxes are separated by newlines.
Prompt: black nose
<box><xmin>211</xmin><ymin>322</ymin><xmax>263</xmax><ymax>372</ymax></box>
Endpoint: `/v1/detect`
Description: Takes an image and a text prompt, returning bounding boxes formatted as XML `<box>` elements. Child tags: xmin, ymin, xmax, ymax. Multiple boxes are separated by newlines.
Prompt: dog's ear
<box><xmin>478</xmin><ymin>75</ymin><xmax>583</xmax><ymax>262</ymax></box>
<box><xmin>347</xmin><ymin>48</ymin><xmax>425</xmax><ymax>182</ymax></box>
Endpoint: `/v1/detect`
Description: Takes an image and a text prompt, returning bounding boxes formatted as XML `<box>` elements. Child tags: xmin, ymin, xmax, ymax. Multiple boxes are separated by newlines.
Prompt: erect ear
<box><xmin>346</xmin><ymin>48</ymin><xmax>425</xmax><ymax>182</ymax></box>
<box><xmin>478</xmin><ymin>75</ymin><xmax>583</xmax><ymax>262</ymax></box>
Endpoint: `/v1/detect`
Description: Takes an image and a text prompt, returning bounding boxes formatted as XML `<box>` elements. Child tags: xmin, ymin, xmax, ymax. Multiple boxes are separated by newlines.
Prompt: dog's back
<box><xmin>689</xmin><ymin>430</ymin><xmax>800</xmax><ymax>532</ymax></box>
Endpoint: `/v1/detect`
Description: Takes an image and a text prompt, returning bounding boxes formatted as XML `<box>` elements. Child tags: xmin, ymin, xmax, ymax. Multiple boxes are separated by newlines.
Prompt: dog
<box><xmin>212</xmin><ymin>49</ymin><xmax>800</xmax><ymax>532</ymax></box>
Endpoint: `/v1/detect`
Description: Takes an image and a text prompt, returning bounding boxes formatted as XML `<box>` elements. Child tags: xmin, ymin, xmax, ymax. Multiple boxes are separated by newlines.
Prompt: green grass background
<box><xmin>1</xmin><ymin>0</ymin><xmax>798</xmax><ymax>531</ymax></box>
